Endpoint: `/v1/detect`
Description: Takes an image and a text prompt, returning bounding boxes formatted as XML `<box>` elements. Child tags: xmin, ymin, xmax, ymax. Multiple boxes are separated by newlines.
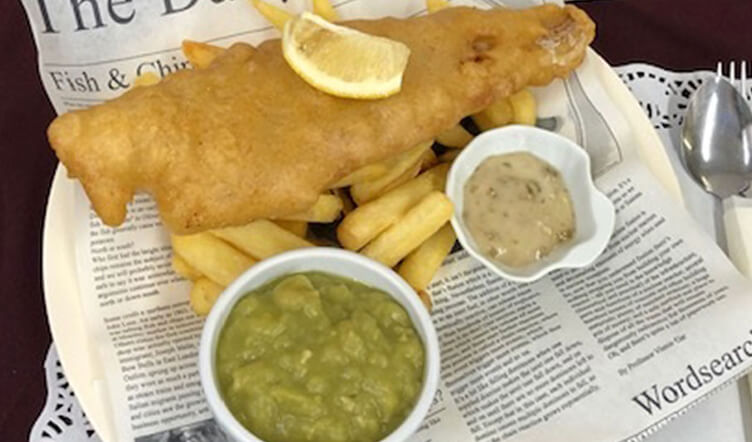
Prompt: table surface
<box><xmin>2</xmin><ymin>0</ymin><xmax>752</xmax><ymax>440</ymax></box>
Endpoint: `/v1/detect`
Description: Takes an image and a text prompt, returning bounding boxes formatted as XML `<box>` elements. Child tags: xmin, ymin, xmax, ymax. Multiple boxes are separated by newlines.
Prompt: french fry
<box><xmin>350</xmin><ymin>142</ymin><xmax>432</xmax><ymax>205</ymax></box>
<box><xmin>436</xmin><ymin>124</ymin><xmax>473</xmax><ymax>148</ymax></box>
<box><xmin>509</xmin><ymin>89</ymin><xmax>537</xmax><ymax>125</ymax></box>
<box><xmin>172</xmin><ymin>254</ymin><xmax>203</xmax><ymax>281</ymax></box>
<box><xmin>375</xmin><ymin>155</ymin><xmax>423</xmax><ymax>199</ymax></box>
<box><xmin>274</xmin><ymin>220</ymin><xmax>308</xmax><ymax>238</ymax></box>
<box><xmin>133</xmin><ymin>72</ymin><xmax>161</xmax><ymax>87</ymax></box>
<box><xmin>329</xmin><ymin>162</ymin><xmax>389</xmax><ymax>188</ymax></box>
<box><xmin>361</xmin><ymin>191</ymin><xmax>453</xmax><ymax>267</ymax></box>
<box><xmin>313</xmin><ymin>0</ymin><xmax>339</xmax><ymax>21</ymax></box>
<box><xmin>190</xmin><ymin>278</ymin><xmax>224</xmax><ymax>316</ymax></box>
<box><xmin>279</xmin><ymin>194</ymin><xmax>343</xmax><ymax>222</ymax></box>
<box><xmin>426</xmin><ymin>0</ymin><xmax>450</xmax><ymax>13</ymax></box>
<box><xmin>420</xmin><ymin>149</ymin><xmax>439</xmax><ymax>171</ymax></box>
<box><xmin>398</xmin><ymin>224</ymin><xmax>456</xmax><ymax>291</ymax></box>
<box><xmin>417</xmin><ymin>290</ymin><xmax>432</xmax><ymax>312</ymax></box>
<box><xmin>473</xmin><ymin>97</ymin><xmax>514</xmax><ymax>131</ymax></box>
<box><xmin>332</xmin><ymin>141</ymin><xmax>432</xmax><ymax>190</ymax></box>
<box><xmin>171</xmin><ymin>233</ymin><xmax>256</xmax><ymax>286</ymax></box>
<box><xmin>250</xmin><ymin>0</ymin><xmax>292</xmax><ymax>30</ymax></box>
<box><xmin>182</xmin><ymin>40</ymin><xmax>224</xmax><ymax>69</ymax></box>
<box><xmin>438</xmin><ymin>150</ymin><xmax>460</xmax><ymax>163</ymax></box>
<box><xmin>338</xmin><ymin>163</ymin><xmax>449</xmax><ymax>250</ymax></box>
<box><xmin>212</xmin><ymin>219</ymin><xmax>313</xmax><ymax>260</ymax></box>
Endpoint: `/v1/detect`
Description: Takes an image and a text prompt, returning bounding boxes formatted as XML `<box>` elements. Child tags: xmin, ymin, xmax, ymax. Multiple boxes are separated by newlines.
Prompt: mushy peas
<box><xmin>463</xmin><ymin>152</ymin><xmax>575</xmax><ymax>267</ymax></box>
<box><xmin>216</xmin><ymin>272</ymin><xmax>425</xmax><ymax>442</ymax></box>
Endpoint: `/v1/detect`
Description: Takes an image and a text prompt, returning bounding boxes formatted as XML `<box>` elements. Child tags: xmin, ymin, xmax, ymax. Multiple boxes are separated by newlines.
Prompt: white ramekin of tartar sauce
<box><xmin>446</xmin><ymin>125</ymin><xmax>615</xmax><ymax>283</ymax></box>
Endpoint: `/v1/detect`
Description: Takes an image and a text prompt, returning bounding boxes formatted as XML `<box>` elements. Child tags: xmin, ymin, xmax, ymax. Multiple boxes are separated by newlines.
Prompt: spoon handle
<box><xmin>723</xmin><ymin>198</ymin><xmax>752</xmax><ymax>278</ymax></box>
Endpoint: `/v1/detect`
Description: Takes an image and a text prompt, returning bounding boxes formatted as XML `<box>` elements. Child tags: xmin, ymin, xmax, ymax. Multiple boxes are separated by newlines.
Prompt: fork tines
<box><xmin>717</xmin><ymin>60</ymin><xmax>750</xmax><ymax>101</ymax></box>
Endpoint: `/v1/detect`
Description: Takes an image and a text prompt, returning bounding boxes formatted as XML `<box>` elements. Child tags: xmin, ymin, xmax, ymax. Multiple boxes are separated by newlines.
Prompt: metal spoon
<box><xmin>680</xmin><ymin>75</ymin><xmax>752</xmax><ymax>199</ymax></box>
<box><xmin>681</xmin><ymin>72</ymin><xmax>752</xmax><ymax>253</ymax></box>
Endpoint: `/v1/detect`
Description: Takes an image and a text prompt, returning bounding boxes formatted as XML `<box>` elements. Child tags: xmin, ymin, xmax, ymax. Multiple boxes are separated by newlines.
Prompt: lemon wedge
<box><xmin>282</xmin><ymin>12</ymin><xmax>411</xmax><ymax>99</ymax></box>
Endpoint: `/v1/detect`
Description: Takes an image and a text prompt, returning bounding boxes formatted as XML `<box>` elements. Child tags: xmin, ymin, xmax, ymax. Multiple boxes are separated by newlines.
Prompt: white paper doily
<box><xmin>28</xmin><ymin>63</ymin><xmax>751</xmax><ymax>441</ymax></box>
<box><xmin>29</xmin><ymin>345</ymin><xmax>102</xmax><ymax>441</ymax></box>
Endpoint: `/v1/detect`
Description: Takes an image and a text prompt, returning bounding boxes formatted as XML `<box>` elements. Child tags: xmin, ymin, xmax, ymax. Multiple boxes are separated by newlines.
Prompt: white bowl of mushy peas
<box><xmin>446</xmin><ymin>125</ymin><xmax>615</xmax><ymax>283</ymax></box>
<box><xmin>199</xmin><ymin>248</ymin><xmax>440</xmax><ymax>442</ymax></box>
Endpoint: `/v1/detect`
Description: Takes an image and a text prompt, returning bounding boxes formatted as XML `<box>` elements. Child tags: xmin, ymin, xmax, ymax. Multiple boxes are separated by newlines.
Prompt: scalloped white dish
<box><xmin>446</xmin><ymin>125</ymin><xmax>615</xmax><ymax>283</ymax></box>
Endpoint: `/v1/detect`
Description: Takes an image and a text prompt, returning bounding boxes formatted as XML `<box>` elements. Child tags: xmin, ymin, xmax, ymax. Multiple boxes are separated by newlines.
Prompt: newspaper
<box><xmin>22</xmin><ymin>0</ymin><xmax>752</xmax><ymax>441</ymax></box>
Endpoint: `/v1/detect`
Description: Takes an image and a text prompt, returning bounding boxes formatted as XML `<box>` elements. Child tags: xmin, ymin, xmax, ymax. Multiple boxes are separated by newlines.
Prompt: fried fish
<box><xmin>47</xmin><ymin>5</ymin><xmax>595</xmax><ymax>234</ymax></box>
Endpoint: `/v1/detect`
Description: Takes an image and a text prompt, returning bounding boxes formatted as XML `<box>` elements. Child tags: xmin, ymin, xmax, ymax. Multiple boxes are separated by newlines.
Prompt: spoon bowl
<box><xmin>681</xmin><ymin>76</ymin><xmax>752</xmax><ymax>198</ymax></box>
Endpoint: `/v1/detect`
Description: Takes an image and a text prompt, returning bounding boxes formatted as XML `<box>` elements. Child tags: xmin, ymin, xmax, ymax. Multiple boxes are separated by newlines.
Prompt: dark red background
<box><xmin>1</xmin><ymin>0</ymin><xmax>751</xmax><ymax>439</ymax></box>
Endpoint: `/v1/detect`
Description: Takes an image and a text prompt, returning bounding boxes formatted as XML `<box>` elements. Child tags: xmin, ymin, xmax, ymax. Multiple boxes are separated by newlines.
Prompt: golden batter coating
<box><xmin>47</xmin><ymin>5</ymin><xmax>595</xmax><ymax>234</ymax></box>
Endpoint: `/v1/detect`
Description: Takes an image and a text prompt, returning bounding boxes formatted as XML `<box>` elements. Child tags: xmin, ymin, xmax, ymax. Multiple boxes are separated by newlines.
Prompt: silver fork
<box><xmin>717</xmin><ymin>60</ymin><xmax>751</xmax><ymax>102</ymax></box>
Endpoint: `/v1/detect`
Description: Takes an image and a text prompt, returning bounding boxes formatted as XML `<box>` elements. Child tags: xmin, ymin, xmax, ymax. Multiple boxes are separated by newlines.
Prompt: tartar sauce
<box><xmin>462</xmin><ymin>152</ymin><xmax>575</xmax><ymax>267</ymax></box>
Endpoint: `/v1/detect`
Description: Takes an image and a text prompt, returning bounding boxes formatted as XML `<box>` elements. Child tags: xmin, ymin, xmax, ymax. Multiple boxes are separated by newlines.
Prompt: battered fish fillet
<box><xmin>47</xmin><ymin>5</ymin><xmax>595</xmax><ymax>234</ymax></box>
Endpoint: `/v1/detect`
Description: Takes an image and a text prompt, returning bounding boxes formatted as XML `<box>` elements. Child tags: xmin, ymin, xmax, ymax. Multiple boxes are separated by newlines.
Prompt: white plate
<box><xmin>42</xmin><ymin>50</ymin><xmax>682</xmax><ymax>442</ymax></box>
